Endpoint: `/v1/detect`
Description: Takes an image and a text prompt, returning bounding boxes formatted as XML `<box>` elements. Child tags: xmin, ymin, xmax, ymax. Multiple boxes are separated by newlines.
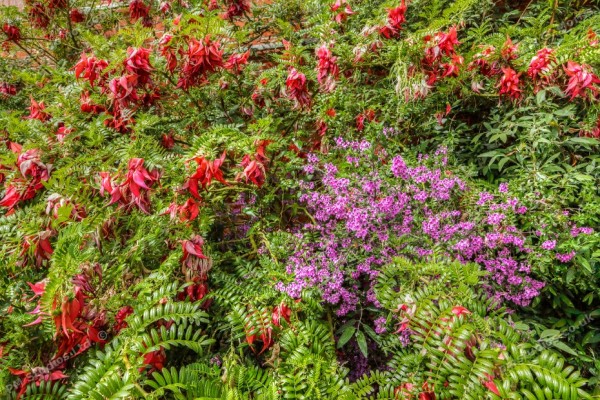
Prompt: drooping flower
<box><xmin>114</xmin><ymin>306</ymin><xmax>134</xmax><ymax>332</ymax></box>
<box><xmin>183</xmin><ymin>151</ymin><xmax>227</xmax><ymax>198</ymax></box>
<box><xmin>497</xmin><ymin>67</ymin><xmax>522</xmax><ymax>100</ymax></box>
<box><xmin>564</xmin><ymin>61</ymin><xmax>600</xmax><ymax>100</ymax></box>
<box><xmin>129</xmin><ymin>0</ymin><xmax>150</xmax><ymax>21</ymax></box>
<box><xmin>331</xmin><ymin>0</ymin><xmax>354</xmax><ymax>23</ymax></box>
<box><xmin>178</xmin><ymin>36</ymin><xmax>223</xmax><ymax>89</ymax></box>
<box><xmin>527</xmin><ymin>48</ymin><xmax>554</xmax><ymax>81</ymax></box>
<box><xmin>272</xmin><ymin>303</ymin><xmax>292</xmax><ymax>327</ymax></box>
<box><xmin>223</xmin><ymin>0</ymin><xmax>251</xmax><ymax>20</ymax></box>
<box><xmin>316</xmin><ymin>44</ymin><xmax>339</xmax><ymax>92</ymax></box>
<box><xmin>501</xmin><ymin>37</ymin><xmax>518</xmax><ymax>61</ymax></box>
<box><xmin>286</xmin><ymin>68</ymin><xmax>311</xmax><ymax>109</ymax></box>
<box><xmin>79</xmin><ymin>91</ymin><xmax>105</xmax><ymax>114</ymax></box>
<box><xmin>99</xmin><ymin>158</ymin><xmax>160</xmax><ymax>213</ymax></box>
<box><xmin>224</xmin><ymin>51</ymin><xmax>250</xmax><ymax>73</ymax></box>
<box><xmin>2</xmin><ymin>24</ymin><xmax>21</xmax><ymax>42</ymax></box>
<box><xmin>124</xmin><ymin>47</ymin><xmax>153</xmax><ymax>86</ymax></box>
<box><xmin>379</xmin><ymin>0</ymin><xmax>407</xmax><ymax>39</ymax></box>
<box><xmin>240</xmin><ymin>154</ymin><xmax>266</xmax><ymax>187</ymax></box>
<box><xmin>74</xmin><ymin>53</ymin><xmax>109</xmax><ymax>88</ymax></box>
<box><xmin>69</xmin><ymin>8</ymin><xmax>85</xmax><ymax>23</ymax></box>
<box><xmin>25</xmin><ymin>97</ymin><xmax>51</xmax><ymax>122</ymax></box>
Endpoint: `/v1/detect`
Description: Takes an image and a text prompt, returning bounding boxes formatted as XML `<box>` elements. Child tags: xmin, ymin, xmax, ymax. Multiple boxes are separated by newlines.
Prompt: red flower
<box><xmin>129</xmin><ymin>0</ymin><xmax>150</xmax><ymax>21</ymax></box>
<box><xmin>482</xmin><ymin>373</ymin><xmax>500</xmax><ymax>396</ymax></box>
<box><xmin>159</xmin><ymin>34</ymin><xmax>178</xmax><ymax>73</ymax></box>
<box><xmin>21</xmin><ymin>230</ymin><xmax>54</xmax><ymax>267</ymax></box>
<box><xmin>451</xmin><ymin>306</ymin><xmax>471</xmax><ymax>316</ymax></box>
<box><xmin>124</xmin><ymin>47</ymin><xmax>153</xmax><ymax>87</ymax></box>
<box><xmin>272</xmin><ymin>303</ymin><xmax>291</xmax><ymax>327</ymax></box>
<box><xmin>440</xmin><ymin>54</ymin><xmax>463</xmax><ymax>77</ymax></box>
<box><xmin>178</xmin><ymin>36</ymin><xmax>223</xmax><ymax>89</ymax></box>
<box><xmin>100</xmin><ymin>158</ymin><xmax>159</xmax><ymax>213</ymax></box>
<box><xmin>9</xmin><ymin>367</ymin><xmax>68</xmax><ymax>400</ymax></box>
<box><xmin>161</xmin><ymin>133</ymin><xmax>175</xmax><ymax>149</ymax></box>
<box><xmin>114</xmin><ymin>306</ymin><xmax>134</xmax><ymax>332</ymax></box>
<box><xmin>564</xmin><ymin>61</ymin><xmax>600</xmax><ymax>100</ymax></box>
<box><xmin>468</xmin><ymin>45</ymin><xmax>500</xmax><ymax>77</ymax></box>
<box><xmin>356</xmin><ymin>109</ymin><xmax>375</xmax><ymax>131</ymax></box>
<box><xmin>528</xmin><ymin>48</ymin><xmax>554</xmax><ymax>81</ymax></box>
<box><xmin>181</xmin><ymin>235</ymin><xmax>208</xmax><ymax>275</ymax></box>
<box><xmin>164</xmin><ymin>198</ymin><xmax>200</xmax><ymax>222</ymax></box>
<box><xmin>286</xmin><ymin>67</ymin><xmax>311</xmax><ymax>109</ymax></box>
<box><xmin>224</xmin><ymin>51</ymin><xmax>250</xmax><ymax>73</ymax></box>
<box><xmin>497</xmin><ymin>67</ymin><xmax>522</xmax><ymax>100</ymax></box>
<box><xmin>74</xmin><ymin>53</ymin><xmax>109</xmax><ymax>88</ymax></box>
<box><xmin>56</xmin><ymin>122</ymin><xmax>73</xmax><ymax>143</ymax></box>
<box><xmin>140</xmin><ymin>348</ymin><xmax>166</xmax><ymax>373</ymax></box>
<box><xmin>0</xmin><ymin>82</ymin><xmax>17</xmax><ymax>97</ymax></box>
<box><xmin>2</xmin><ymin>24</ymin><xmax>21</xmax><ymax>42</ymax></box>
<box><xmin>223</xmin><ymin>0</ymin><xmax>251</xmax><ymax>20</ymax></box>
<box><xmin>25</xmin><ymin>97</ymin><xmax>51</xmax><ymax>122</ymax></box>
<box><xmin>0</xmin><ymin>184</ymin><xmax>21</xmax><ymax>210</ymax></box>
<box><xmin>424</xmin><ymin>26</ymin><xmax>460</xmax><ymax>64</ymax></box>
<box><xmin>316</xmin><ymin>44</ymin><xmax>339</xmax><ymax>92</ymax></box>
<box><xmin>80</xmin><ymin>91</ymin><xmax>105</xmax><ymax>114</ymax></box>
<box><xmin>379</xmin><ymin>0</ymin><xmax>407</xmax><ymax>38</ymax></box>
<box><xmin>501</xmin><ymin>37</ymin><xmax>518</xmax><ymax>61</ymax></box>
<box><xmin>108</xmin><ymin>74</ymin><xmax>140</xmax><ymax>107</ymax></box>
<box><xmin>240</xmin><ymin>155</ymin><xmax>266</xmax><ymax>187</ymax></box>
<box><xmin>28</xmin><ymin>3</ymin><xmax>50</xmax><ymax>28</ymax></box>
<box><xmin>331</xmin><ymin>0</ymin><xmax>354</xmax><ymax>23</ymax></box>
<box><xmin>183</xmin><ymin>151</ymin><xmax>227</xmax><ymax>198</ymax></box>
<box><xmin>69</xmin><ymin>8</ymin><xmax>85</xmax><ymax>23</ymax></box>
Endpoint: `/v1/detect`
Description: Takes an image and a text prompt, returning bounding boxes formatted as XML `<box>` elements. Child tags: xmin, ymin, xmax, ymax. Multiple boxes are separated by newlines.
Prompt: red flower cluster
<box><xmin>468</xmin><ymin>46</ymin><xmax>499</xmax><ymax>77</ymax></box>
<box><xmin>223</xmin><ymin>0</ymin><xmax>251</xmax><ymax>20</ymax></box>
<box><xmin>331</xmin><ymin>0</ymin><xmax>354</xmax><ymax>23</ymax></box>
<box><xmin>51</xmin><ymin>269</ymin><xmax>108</xmax><ymax>362</ymax></box>
<box><xmin>25</xmin><ymin>97</ymin><xmax>51</xmax><ymax>122</ymax></box>
<box><xmin>114</xmin><ymin>305</ymin><xmax>134</xmax><ymax>332</ymax></box>
<box><xmin>45</xmin><ymin>193</ymin><xmax>86</xmax><ymax>221</ymax></box>
<box><xmin>422</xmin><ymin>27</ymin><xmax>461</xmax><ymax>86</ymax></box>
<box><xmin>178</xmin><ymin>36</ymin><xmax>223</xmax><ymax>89</ymax></box>
<box><xmin>316</xmin><ymin>44</ymin><xmax>339</xmax><ymax>92</ymax></box>
<box><xmin>99</xmin><ymin>158</ymin><xmax>160</xmax><ymax>213</ymax></box>
<box><xmin>564</xmin><ymin>61</ymin><xmax>600</xmax><ymax>100</ymax></box>
<box><xmin>238</xmin><ymin>139</ymin><xmax>270</xmax><ymax>187</ymax></box>
<box><xmin>163</xmin><ymin>197</ymin><xmax>200</xmax><ymax>221</ymax></box>
<box><xmin>129</xmin><ymin>0</ymin><xmax>150</xmax><ymax>22</ymax></box>
<box><xmin>74</xmin><ymin>53</ymin><xmax>109</xmax><ymax>88</ymax></box>
<box><xmin>183</xmin><ymin>151</ymin><xmax>227</xmax><ymax>198</ymax></box>
<box><xmin>379</xmin><ymin>0</ymin><xmax>407</xmax><ymax>39</ymax></box>
<box><xmin>179</xmin><ymin>235</ymin><xmax>212</xmax><ymax>302</ymax></box>
<box><xmin>356</xmin><ymin>109</ymin><xmax>375</xmax><ymax>131</ymax></box>
<box><xmin>2</xmin><ymin>23</ymin><xmax>21</xmax><ymax>42</ymax></box>
<box><xmin>497</xmin><ymin>67</ymin><xmax>522</xmax><ymax>100</ymax></box>
<box><xmin>79</xmin><ymin>91</ymin><xmax>105</xmax><ymax>114</ymax></box>
<box><xmin>159</xmin><ymin>34</ymin><xmax>178</xmax><ymax>73</ymax></box>
<box><xmin>28</xmin><ymin>2</ymin><xmax>50</xmax><ymax>29</ymax></box>
<box><xmin>0</xmin><ymin>82</ymin><xmax>17</xmax><ymax>97</ymax></box>
<box><xmin>527</xmin><ymin>47</ymin><xmax>555</xmax><ymax>86</ymax></box>
<box><xmin>500</xmin><ymin>37</ymin><xmax>518</xmax><ymax>61</ymax></box>
<box><xmin>20</xmin><ymin>230</ymin><xmax>54</xmax><ymax>267</ymax></box>
<box><xmin>286</xmin><ymin>67</ymin><xmax>311</xmax><ymax>109</ymax></box>
<box><xmin>124</xmin><ymin>47</ymin><xmax>153</xmax><ymax>86</ymax></box>
<box><xmin>8</xmin><ymin>367</ymin><xmax>67</xmax><ymax>400</ymax></box>
<box><xmin>69</xmin><ymin>8</ymin><xmax>85</xmax><ymax>23</ymax></box>
<box><xmin>224</xmin><ymin>50</ymin><xmax>250</xmax><ymax>74</ymax></box>
<box><xmin>0</xmin><ymin>149</ymin><xmax>51</xmax><ymax>213</ymax></box>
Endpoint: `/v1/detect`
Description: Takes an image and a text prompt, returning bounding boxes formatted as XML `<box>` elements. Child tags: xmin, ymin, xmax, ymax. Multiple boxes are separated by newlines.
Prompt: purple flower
<box><xmin>487</xmin><ymin>213</ymin><xmax>506</xmax><ymax>225</ymax></box>
<box><xmin>556</xmin><ymin>251</ymin><xmax>576</xmax><ymax>263</ymax></box>
<box><xmin>374</xmin><ymin>317</ymin><xmax>387</xmax><ymax>334</ymax></box>
<box><xmin>541</xmin><ymin>240</ymin><xmax>556</xmax><ymax>250</ymax></box>
<box><xmin>498</xmin><ymin>183</ymin><xmax>509</xmax><ymax>193</ymax></box>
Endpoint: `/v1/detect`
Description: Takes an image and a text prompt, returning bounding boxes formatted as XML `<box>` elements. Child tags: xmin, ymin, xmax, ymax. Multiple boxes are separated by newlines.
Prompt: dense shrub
<box><xmin>0</xmin><ymin>0</ymin><xmax>599</xmax><ymax>398</ymax></box>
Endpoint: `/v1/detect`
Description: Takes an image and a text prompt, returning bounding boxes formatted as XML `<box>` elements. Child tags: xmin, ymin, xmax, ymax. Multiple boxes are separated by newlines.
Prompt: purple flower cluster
<box><xmin>276</xmin><ymin>142</ymin><xmax>590</xmax><ymax>315</ymax></box>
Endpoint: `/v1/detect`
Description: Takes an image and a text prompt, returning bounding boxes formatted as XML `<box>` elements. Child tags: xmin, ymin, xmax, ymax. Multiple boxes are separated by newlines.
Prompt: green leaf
<box><xmin>356</xmin><ymin>331</ymin><xmax>368</xmax><ymax>358</ymax></box>
<box><xmin>337</xmin><ymin>326</ymin><xmax>356</xmax><ymax>348</ymax></box>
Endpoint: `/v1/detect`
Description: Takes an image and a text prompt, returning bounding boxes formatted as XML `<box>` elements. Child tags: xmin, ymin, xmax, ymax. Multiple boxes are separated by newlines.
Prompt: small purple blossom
<box><xmin>541</xmin><ymin>240</ymin><xmax>556</xmax><ymax>250</ymax></box>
